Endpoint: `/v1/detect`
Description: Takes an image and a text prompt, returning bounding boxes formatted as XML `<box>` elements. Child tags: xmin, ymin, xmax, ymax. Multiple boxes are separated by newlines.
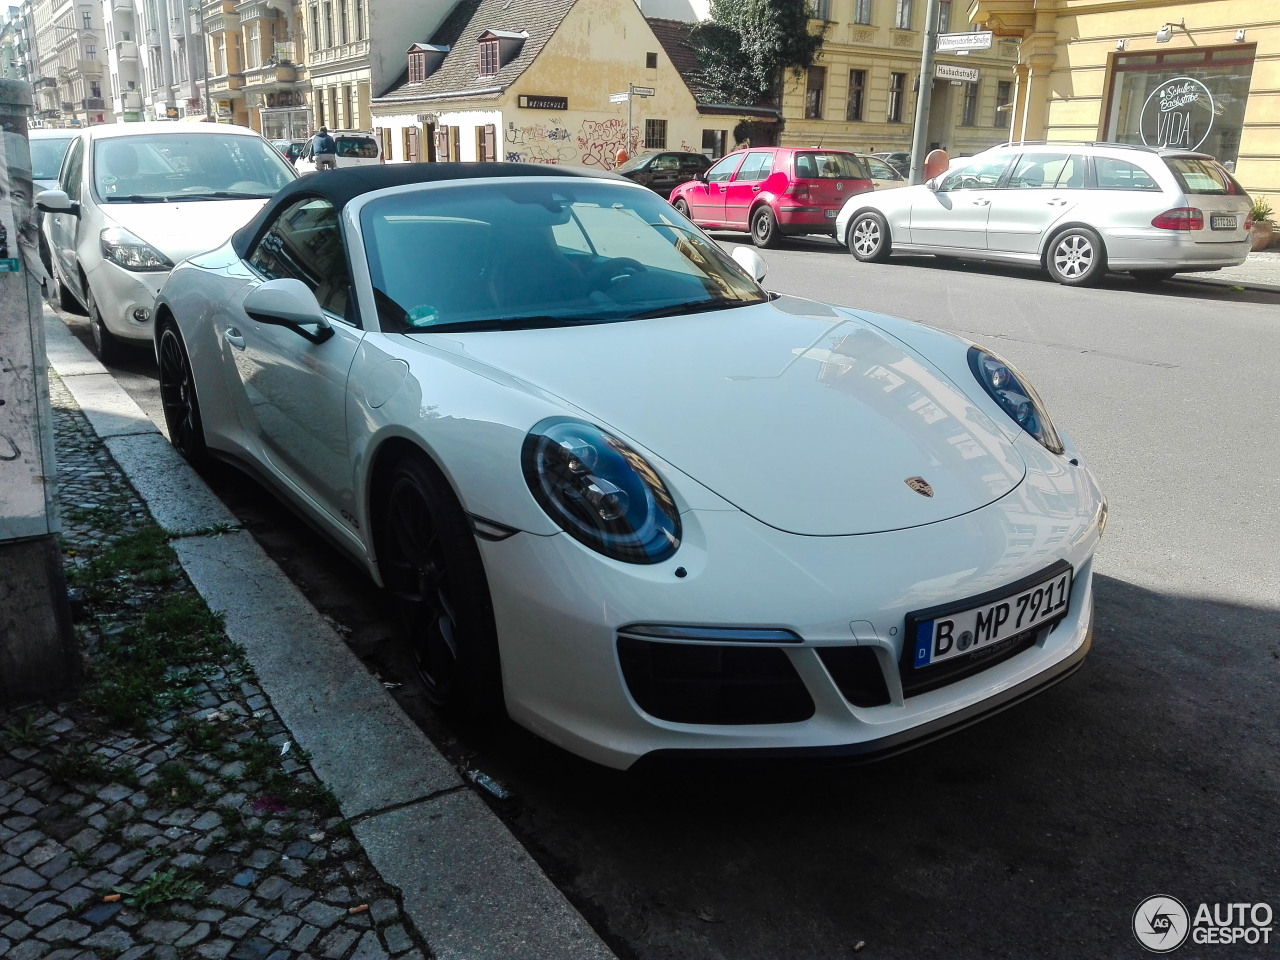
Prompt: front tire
<box><xmin>85</xmin><ymin>285</ymin><xmax>124</xmax><ymax>365</ymax></box>
<box><xmin>750</xmin><ymin>206</ymin><xmax>781</xmax><ymax>248</ymax></box>
<box><xmin>377</xmin><ymin>455</ymin><xmax>503</xmax><ymax>719</ymax></box>
<box><xmin>1046</xmin><ymin>227</ymin><xmax>1106</xmax><ymax>286</ymax></box>
<box><xmin>672</xmin><ymin>198</ymin><xmax>690</xmax><ymax>218</ymax></box>
<box><xmin>847</xmin><ymin>211</ymin><xmax>891</xmax><ymax>262</ymax></box>
<box><xmin>157</xmin><ymin>320</ymin><xmax>207</xmax><ymax>465</ymax></box>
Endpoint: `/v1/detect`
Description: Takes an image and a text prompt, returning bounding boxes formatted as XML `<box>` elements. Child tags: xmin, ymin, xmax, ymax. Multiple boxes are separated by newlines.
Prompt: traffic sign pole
<box><xmin>628</xmin><ymin>83</ymin><xmax>634</xmax><ymax>159</ymax></box>
<box><xmin>909</xmin><ymin>0</ymin><xmax>940</xmax><ymax>185</ymax></box>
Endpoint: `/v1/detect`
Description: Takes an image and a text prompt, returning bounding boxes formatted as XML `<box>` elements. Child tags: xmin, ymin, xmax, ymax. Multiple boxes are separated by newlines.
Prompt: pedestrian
<box><xmin>311</xmin><ymin>126</ymin><xmax>338</xmax><ymax>171</ymax></box>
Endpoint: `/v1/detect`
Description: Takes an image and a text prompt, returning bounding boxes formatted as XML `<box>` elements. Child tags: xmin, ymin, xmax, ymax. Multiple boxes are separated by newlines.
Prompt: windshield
<box><xmin>614</xmin><ymin>154</ymin><xmax>655</xmax><ymax>174</ymax></box>
<box><xmin>92</xmin><ymin>133</ymin><xmax>296</xmax><ymax>202</ymax></box>
<box><xmin>361</xmin><ymin>180</ymin><xmax>768</xmax><ymax>333</ymax></box>
<box><xmin>794</xmin><ymin>152</ymin><xmax>868</xmax><ymax>180</ymax></box>
<box><xmin>32</xmin><ymin>136</ymin><xmax>75</xmax><ymax>182</ymax></box>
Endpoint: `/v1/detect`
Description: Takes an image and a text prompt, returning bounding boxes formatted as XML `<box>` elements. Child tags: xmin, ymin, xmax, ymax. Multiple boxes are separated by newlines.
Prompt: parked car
<box><xmin>670</xmin><ymin>147</ymin><xmax>873</xmax><ymax>247</ymax></box>
<box><xmin>870</xmin><ymin>151</ymin><xmax>911</xmax><ymax>178</ymax></box>
<box><xmin>836</xmin><ymin>142</ymin><xmax>1254</xmax><ymax>285</ymax></box>
<box><xmin>294</xmin><ymin>131</ymin><xmax>382</xmax><ymax>173</ymax></box>
<box><xmin>154</xmin><ymin>164</ymin><xmax>1105</xmax><ymax>770</ymax></box>
<box><xmin>38</xmin><ymin>122</ymin><xmax>297</xmax><ymax>361</ymax></box>
<box><xmin>30</xmin><ymin>128</ymin><xmax>78</xmax><ymax>275</ymax></box>
<box><xmin>615</xmin><ymin>151</ymin><xmax>711</xmax><ymax>197</ymax></box>
<box><xmin>860</xmin><ymin>153</ymin><xmax>908</xmax><ymax>191</ymax></box>
<box><xmin>272</xmin><ymin>139</ymin><xmax>307</xmax><ymax>165</ymax></box>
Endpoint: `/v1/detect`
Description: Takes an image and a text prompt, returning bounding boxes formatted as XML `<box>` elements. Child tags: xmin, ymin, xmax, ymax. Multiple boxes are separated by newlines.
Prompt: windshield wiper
<box><xmin>177</xmin><ymin>190</ymin><xmax>274</xmax><ymax>200</ymax></box>
<box><xmin>103</xmin><ymin>194</ymin><xmax>169</xmax><ymax>203</ymax></box>
<box><xmin>408</xmin><ymin>315</ymin><xmax>608</xmax><ymax>333</ymax></box>
<box><xmin>626</xmin><ymin>298</ymin><xmax>765</xmax><ymax>321</ymax></box>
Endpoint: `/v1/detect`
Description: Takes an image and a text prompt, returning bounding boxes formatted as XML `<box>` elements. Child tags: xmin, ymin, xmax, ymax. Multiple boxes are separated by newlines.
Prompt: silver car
<box><xmin>835</xmin><ymin>143</ymin><xmax>1254</xmax><ymax>286</ymax></box>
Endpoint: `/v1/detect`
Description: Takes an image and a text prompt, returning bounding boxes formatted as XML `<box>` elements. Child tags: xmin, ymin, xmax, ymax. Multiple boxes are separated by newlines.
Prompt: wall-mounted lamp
<box><xmin>1235</xmin><ymin>29</ymin><xmax>1246</xmax><ymax>43</ymax></box>
<box><xmin>1116</xmin><ymin>38</ymin><xmax>1126</xmax><ymax>51</ymax></box>
<box><xmin>1155</xmin><ymin>19</ymin><xmax>1185</xmax><ymax>43</ymax></box>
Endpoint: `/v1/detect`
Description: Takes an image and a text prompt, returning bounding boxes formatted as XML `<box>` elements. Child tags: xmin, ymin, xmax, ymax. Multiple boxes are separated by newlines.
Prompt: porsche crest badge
<box><xmin>905</xmin><ymin>476</ymin><xmax>934</xmax><ymax>497</ymax></box>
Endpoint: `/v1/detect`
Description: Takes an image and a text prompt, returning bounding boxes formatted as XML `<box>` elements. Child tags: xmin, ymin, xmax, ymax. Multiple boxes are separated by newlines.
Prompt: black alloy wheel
<box><xmin>157</xmin><ymin>322</ymin><xmax>207</xmax><ymax>465</ymax></box>
<box><xmin>847</xmin><ymin>211</ymin><xmax>891</xmax><ymax>263</ymax></box>
<box><xmin>85</xmin><ymin>285</ymin><xmax>124</xmax><ymax>365</ymax></box>
<box><xmin>378</xmin><ymin>456</ymin><xmax>502</xmax><ymax>719</ymax></box>
<box><xmin>751</xmin><ymin>205</ymin><xmax>780</xmax><ymax>248</ymax></box>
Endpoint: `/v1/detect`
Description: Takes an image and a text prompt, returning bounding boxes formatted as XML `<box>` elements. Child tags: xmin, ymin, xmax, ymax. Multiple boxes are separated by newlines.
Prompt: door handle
<box><xmin>224</xmin><ymin>327</ymin><xmax>245</xmax><ymax>350</ymax></box>
<box><xmin>752</xmin><ymin>185</ymin><xmax>762</xmax><ymax>193</ymax></box>
<box><xmin>1047</xmin><ymin>198</ymin><xmax>1069</xmax><ymax>206</ymax></box>
<box><xmin>971</xmin><ymin>198</ymin><xmax>990</xmax><ymax>206</ymax></box>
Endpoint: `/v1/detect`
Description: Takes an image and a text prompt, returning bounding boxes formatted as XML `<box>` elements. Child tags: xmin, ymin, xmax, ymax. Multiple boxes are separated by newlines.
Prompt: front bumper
<box><xmin>86</xmin><ymin>258</ymin><xmax>167</xmax><ymax>343</ymax></box>
<box><xmin>480</xmin><ymin>447</ymin><xmax>1104</xmax><ymax>770</ymax></box>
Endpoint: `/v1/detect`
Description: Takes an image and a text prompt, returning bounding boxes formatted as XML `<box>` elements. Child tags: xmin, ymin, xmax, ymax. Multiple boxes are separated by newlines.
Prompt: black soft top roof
<box><xmin>231</xmin><ymin>162</ymin><xmax>615</xmax><ymax>258</ymax></box>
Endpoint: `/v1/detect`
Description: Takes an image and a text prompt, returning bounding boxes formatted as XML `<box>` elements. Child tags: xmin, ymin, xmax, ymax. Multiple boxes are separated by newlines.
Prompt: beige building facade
<box><xmin>783</xmin><ymin>0</ymin><xmax>1022</xmax><ymax>156</ymax></box>
<box><xmin>969</xmin><ymin>0</ymin><xmax>1279</xmax><ymax>206</ymax></box>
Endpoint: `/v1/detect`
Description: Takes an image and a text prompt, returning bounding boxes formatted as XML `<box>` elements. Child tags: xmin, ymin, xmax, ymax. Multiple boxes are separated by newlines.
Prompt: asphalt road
<box><xmin>58</xmin><ymin>244</ymin><xmax>1280</xmax><ymax>960</ymax></box>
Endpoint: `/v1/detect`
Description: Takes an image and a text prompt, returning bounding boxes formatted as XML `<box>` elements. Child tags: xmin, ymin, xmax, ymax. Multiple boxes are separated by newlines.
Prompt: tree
<box><xmin>691</xmin><ymin>0</ymin><xmax>827</xmax><ymax>106</ymax></box>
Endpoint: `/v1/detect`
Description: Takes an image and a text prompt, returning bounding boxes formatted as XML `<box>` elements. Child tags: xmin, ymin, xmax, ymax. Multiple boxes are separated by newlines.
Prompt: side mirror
<box><xmin>696</xmin><ymin>170</ymin><xmax>708</xmax><ymax>182</ymax></box>
<box><xmin>37</xmin><ymin>189</ymin><xmax>79</xmax><ymax>217</ymax></box>
<box><xmin>926</xmin><ymin>176</ymin><xmax>941</xmax><ymax>192</ymax></box>
<box><xmin>731</xmin><ymin>246</ymin><xmax>767</xmax><ymax>283</ymax></box>
<box><xmin>244</xmin><ymin>278</ymin><xmax>333</xmax><ymax>343</ymax></box>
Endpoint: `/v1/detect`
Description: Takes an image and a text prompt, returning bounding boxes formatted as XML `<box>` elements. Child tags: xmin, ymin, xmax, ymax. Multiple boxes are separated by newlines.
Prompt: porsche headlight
<box><xmin>100</xmin><ymin>226</ymin><xmax>174</xmax><ymax>272</ymax></box>
<box><xmin>968</xmin><ymin>346</ymin><xmax>1064</xmax><ymax>454</ymax></box>
<box><xmin>522</xmin><ymin>418</ymin><xmax>681</xmax><ymax>564</ymax></box>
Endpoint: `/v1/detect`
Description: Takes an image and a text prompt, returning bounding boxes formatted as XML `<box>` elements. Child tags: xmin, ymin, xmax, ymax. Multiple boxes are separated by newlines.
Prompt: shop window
<box><xmin>995</xmin><ymin>80</ymin><xmax>1011</xmax><ymax>128</ymax></box>
<box><xmin>702</xmin><ymin>129</ymin><xmax>726</xmax><ymax>158</ymax></box>
<box><xmin>962</xmin><ymin>81</ymin><xmax>978</xmax><ymax>126</ymax></box>
<box><xmin>645</xmin><ymin>118</ymin><xmax>667</xmax><ymax>149</ymax></box>
<box><xmin>847</xmin><ymin>69</ymin><xmax>865</xmax><ymax>121</ymax></box>
<box><xmin>806</xmin><ymin>66</ymin><xmax>825</xmax><ymax>119</ymax></box>
<box><xmin>888</xmin><ymin>72</ymin><xmax>906</xmax><ymax>122</ymax></box>
<box><xmin>1103</xmin><ymin>46</ymin><xmax>1256</xmax><ymax>165</ymax></box>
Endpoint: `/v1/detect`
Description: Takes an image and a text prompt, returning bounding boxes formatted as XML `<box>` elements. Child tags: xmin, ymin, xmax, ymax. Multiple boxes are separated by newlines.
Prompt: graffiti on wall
<box><xmin>576</xmin><ymin>118</ymin><xmax>640</xmax><ymax>168</ymax></box>
<box><xmin>504</xmin><ymin>117</ymin><xmax>575</xmax><ymax>164</ymax></box>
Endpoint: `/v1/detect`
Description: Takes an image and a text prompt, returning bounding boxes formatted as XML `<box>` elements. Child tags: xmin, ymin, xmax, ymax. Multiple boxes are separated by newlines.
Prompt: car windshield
<box><xmin>1164</xmin><ymin>157</ymin><xmax>1242</xmax><ymax>196</ymax></box>
<box><xmin>336</xmin><ymin>136</ymin><xmax>378</xmax><ymax>158</ymax></box>
<box><xmin>362</xmin><ymin>180</ymin><xmax>768</xmax><ymax>333</ymax></box>
<box><xmin>92</xmin><ymin>133</ymin><xmax>296</xmax><ymax>201</ymax></box>
<box><xmin>32</xmin><ymin>136</ymin><xmax>75</xmax><ymax>181</ymax></box>
<box><xmin>614</xmin><ymin>154</ymin><xmax>655</xmax><ymax>174</ymax></box>
<box><xmin>794</xmin><ymin>151</ymin><xmax>867</xmax><ymax>180</ymax></box>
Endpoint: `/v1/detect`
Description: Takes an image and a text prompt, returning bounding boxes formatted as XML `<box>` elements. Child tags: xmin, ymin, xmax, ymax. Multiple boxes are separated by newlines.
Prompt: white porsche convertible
<box><xmin>155</xmin><ymin>165</ymin><xmax>1106</xmax><ymax>770</ymax></box>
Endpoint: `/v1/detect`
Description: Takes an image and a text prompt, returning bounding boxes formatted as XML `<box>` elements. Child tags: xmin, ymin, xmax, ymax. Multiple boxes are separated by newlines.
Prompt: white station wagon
<box><xmin>835</xmin><ymin>142</ymin><xmax>1254</xmax><ymax>286</ymax></box>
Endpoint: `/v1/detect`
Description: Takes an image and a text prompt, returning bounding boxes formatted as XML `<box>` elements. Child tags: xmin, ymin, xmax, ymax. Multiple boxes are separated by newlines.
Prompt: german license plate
<box><xmin>910</xmin><ymin>568</ymin><xmax>1072</xmax><ymax>669</ymax></box>
<box><xmin>824</xmin><ymin>209</ymin><xmax>838</xmax><ymax>219</ymax></box>
<box><xmin>1210</xmin><ymin>215</ymin><xmax>1237</xmax><ymax>231</ymax></box>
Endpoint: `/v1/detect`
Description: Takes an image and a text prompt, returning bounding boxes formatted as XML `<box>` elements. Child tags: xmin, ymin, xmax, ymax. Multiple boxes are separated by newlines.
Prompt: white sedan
<box><xmin>155</xmin><ymin>165</ymin><xmax>1106</xmax><ymax>770</ymax></box>
<box><xmin>38</xmin><ymin>122</ymin><xmax>297</xmax><ymax>361</ymax></box>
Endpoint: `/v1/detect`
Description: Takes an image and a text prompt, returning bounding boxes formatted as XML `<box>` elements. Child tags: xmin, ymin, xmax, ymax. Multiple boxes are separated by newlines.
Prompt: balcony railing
<box><xmin>116</xmin><ymin>40</ymin><xmax>138</xmax><ymax>59</ymax></box>
<box><xmin>121</xmin><ymin>91</ymin><xmax>143</xmax><ymax>109</ymax></box>
<box><xmin>82</xmin><ymin>97</ymin><xmax>105</xmax><ymax>110</ymax></box>
<box><xmin>34</xmin><ymin>76</ymin><xmax>57</xmax><ymax>89</ymax></box>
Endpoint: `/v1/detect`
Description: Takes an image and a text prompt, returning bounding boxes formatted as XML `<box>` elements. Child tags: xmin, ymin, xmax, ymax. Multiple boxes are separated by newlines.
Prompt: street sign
<box><xmin>630</xmin><ymin>86</ymin><xmax>655</xmax><ymax>97</ymax></box>
<box><xmin>936</xmin><ymin>31</ymin><xmax>993</xmax><ymax>52</ymax></box>
<box><xmin>609</xmin><ymin>93</ymin><xmax>629</xmax><ymax>103</ymax></box>
<box><xmin>936</xmin><ymin>63</ymin><xmax>980</xmax><ymax>83</ymax></box>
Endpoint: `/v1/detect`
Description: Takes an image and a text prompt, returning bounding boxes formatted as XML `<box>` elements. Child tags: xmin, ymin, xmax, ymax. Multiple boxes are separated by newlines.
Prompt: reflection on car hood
<box><xmin>106</xmin><ymin>199</ymin><xmax>270</xmax><ymax>263</ymax></box>
<box><xmin>414</xmin><ymin>296</ymin><xmax>1027</xmax><ymax>536</ymax></box>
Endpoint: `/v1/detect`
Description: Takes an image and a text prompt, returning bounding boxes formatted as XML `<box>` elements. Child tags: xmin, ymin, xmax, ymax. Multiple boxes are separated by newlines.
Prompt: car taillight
<box><xmin>1151</xmin><ymin>207</ymin><xmax>1203</xmax><ymax>230</ymax></box>
<box><xmin>785</xmin><ymin>182</ymin><xmax>810</xmax><ymax>198</ymax></box>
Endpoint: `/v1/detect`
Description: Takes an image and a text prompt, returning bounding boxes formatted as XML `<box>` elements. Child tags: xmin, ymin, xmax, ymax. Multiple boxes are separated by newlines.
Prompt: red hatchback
<box><xmin>669</xmin><ymin>147</ymin><xmax>873</xmax><ymax>247</ymax></box>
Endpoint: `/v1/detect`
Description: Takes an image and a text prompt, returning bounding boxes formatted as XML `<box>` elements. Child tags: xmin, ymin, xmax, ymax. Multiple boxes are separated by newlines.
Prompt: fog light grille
<box><xmin>816</xmin><ymin>646</ymin><xmax>891</xmax><ymax>707</ymax></box>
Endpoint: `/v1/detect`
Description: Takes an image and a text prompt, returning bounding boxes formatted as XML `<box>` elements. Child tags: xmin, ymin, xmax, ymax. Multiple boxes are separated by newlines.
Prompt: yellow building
<box><xmin>969</xmin><ymin>0</ymin><xmax>1279</xmax><ymax>206</ymax></box>
<box><xmin>370</xmin><ymin>0</ymin><xmax>766</xmax><ymax>168</ymax></box>
<box><xmin>782</xmin><ymin>0</ymin><xmax>1024</xmax><ymax>156</ymax></box>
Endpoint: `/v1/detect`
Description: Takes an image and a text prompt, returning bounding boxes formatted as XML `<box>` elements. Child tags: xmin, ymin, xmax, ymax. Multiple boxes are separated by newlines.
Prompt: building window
<box><xmin>247</xmin><ymin>23</ymin><xmax>260</xmax><ymax>69</ymax></box>
<box><xmin>995</xmin><ymin>80</ymin><xmax>1011</xmax><ymax>127</ymax></box>
<box><xmin>354</xmin><ymin>0</ymin><xmax>363</xmax><ymax>39</ymax></box>
<box><xmin>323</xmin><ymin>2</ymin><xmax>332</xmax><ymax>48</ymax></box>
<box><xmin>338</xmin><ymin>1</ymin><xmax>347</xmax><ymax>45</ymax></box>
<box><xmin>962</xmin><ymin>81</ymin><xmax>978</xmax><ymax>125</ymax></box>
<box><xmin>310</xmin><ymin>6</ymin><xmax>320</xmax><ymax>50</ymax></box>
<box><xmin>808</xmin><ymin>0</ymin><xmax>830</xmax><ymax>18</ymax></box>
<box><xmin>84</xmin><ymin>43</ymin><xmax>96</xmax><ymax>59</ymax></box>
<box><xmin>90</xmin><ymin>80</ymin><xmax>100</xmax><ymax>98</ymax></box>
<box><xmin>937</xmin><ymin>0</ymin><xmax>951</xmax><ymax>33</ymax></box>
<box><xmin>702</xmin><ymin>129</ymin><xmax>726</xmax><ymax>158</ymax></box>
<box><xmin>853</xmin><ymin>0</ymin><xmax>872</xmax><ymax>25</ymax></box>
<box><xmin>894</xmin><ymin>0</ymin><xmax>912</xmax><ymax>30</ymax></box>
<box><xmin>846</xmin><ymin>68</ymin><xmax>865</xmax><ymax>121</ymax></box>
<box><xmin>646</xmin><ymin>51</ymin><xmax>657</xmax><ymax>68</ymax></box>
<box><xmin>644</xmin><ymin>118</ymin><xmax>667</xmax><ymax>149</ymax></box>
<box><xmin>477</xmin><ymin>123</ymin><xmax>497</xmax><ymax>161</ymax></box>
<box><xmin>478</xmin><ymin>38</ymin><xmax>499</xmax><ymax>77</ymax></box>
<box><xmin>82</xmin><ymin>11</ymin><xmax>91</xmax><ymax>29</ymax></box>
<box><xmin>888</xmin><ymin>71</ymin><xmax>905</xmax><ymax>122</ymax></box>
<box><xmin>805</xmin><ymin>65</ymin><xmax>825</xmax><ymax>119</ymax></box>
<box><xmin>407</xmin><ymin>51</ymin><xmax>424</xmax><ymax>83</ymax></box>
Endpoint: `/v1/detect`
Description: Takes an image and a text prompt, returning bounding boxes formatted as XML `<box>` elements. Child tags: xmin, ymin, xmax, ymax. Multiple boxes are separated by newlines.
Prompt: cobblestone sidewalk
<box><xmin>0</xmin><ymin>373</ymin><xmax>429</xmax><ymax>960</ymax></box>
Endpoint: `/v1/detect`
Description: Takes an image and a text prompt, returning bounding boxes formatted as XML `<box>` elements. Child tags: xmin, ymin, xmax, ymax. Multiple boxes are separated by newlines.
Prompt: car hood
<box><xmin>412</xmin><ymin>297</ymin><xmax>1026</xmax><ymax>536</ymax></box>
<box><xmin>104</xmin><ymin>199</ymin><xmax>270</xmax><ymax>263</ymax></box>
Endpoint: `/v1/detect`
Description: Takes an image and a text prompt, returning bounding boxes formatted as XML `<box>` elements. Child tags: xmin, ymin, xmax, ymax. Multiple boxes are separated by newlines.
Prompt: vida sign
<box><xmin>1140</xmin><ymin>76</ymin><xmax>1214</xmax><ymax>151</ymax></box>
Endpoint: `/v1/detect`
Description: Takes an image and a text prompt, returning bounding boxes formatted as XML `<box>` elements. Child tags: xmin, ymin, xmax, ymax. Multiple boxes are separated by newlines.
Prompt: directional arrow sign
<box><xmin>936</xmin><ymin>31</ymin><xmax>993</xmax><ymax>52</ymax></box>
<box><xmin>630</xmin><ymin>86</ymin><xmax>656</xmax><ymax>97</ymax></box>
<box><xmin>936</xmin><ymin>62</ymin><xmax>980</xmax><ymax>83</ymax></box>
<box><xmin>609</xmin><ymin>93</ymin><xmax>630</xmax><ymax>103</ymax></box>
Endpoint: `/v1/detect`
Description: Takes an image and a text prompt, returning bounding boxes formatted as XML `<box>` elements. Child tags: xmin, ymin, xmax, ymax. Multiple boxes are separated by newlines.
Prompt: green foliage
<box><xmin>1252</xmin><ymin>196</ymin><xmax>1274</xmax><ymax>222</ymax></box>
<box><xmin>48</xmin><ymin>744</ymin><xmax>112</xmax><ymax>784</ymax></box>
<box><xmin>1</xmin><ymin>713</ymin><xmax>50</xmax><ymax>748</ymax></box>
<box><xmin>114</xmin><ymin>869</ymin><xmax>203</xmax><ymax>912</ymax></box>
<box><xmin>691</xmin><ymin>0</ymin><xmax>827</xmax><ymax>106</ymax></box>
<box><xmin>145</xmin><ymin>762</ymin><xmax>206</xmax><ymax>806</ymax></box>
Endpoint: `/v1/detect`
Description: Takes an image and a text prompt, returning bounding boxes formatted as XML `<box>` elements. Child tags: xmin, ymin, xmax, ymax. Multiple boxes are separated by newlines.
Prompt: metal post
<box><xmin>0</xmin><ymin>79</ymin><xmax>79</xmax><ymax>707</ymax></box>
<box><xmin>909</xmin><ymin>0</ymin><xmax>941</xmax><ymax>185</ymax></box>
<box><xmin>627</xmin><ymin>82</ymin><xmax>634</xmax><ymax>158</ymax></box>
<box><xmin>191</xmin><ymin>4</ymin><xmax>213</xmax><ymax>121</ymax></box>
